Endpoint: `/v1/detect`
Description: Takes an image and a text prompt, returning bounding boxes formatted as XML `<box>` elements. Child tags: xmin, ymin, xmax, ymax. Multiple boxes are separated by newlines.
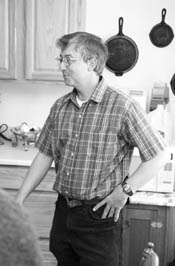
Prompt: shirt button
<box><xmin>67</xmin><ymin>172</ymin><xmax>70</xmax><ymax>176</ymax></box>
<box><xmin>79</xmin><ymin>114</ymin><xmax>82</xmax><ymax>118</ymax></box>
<box><xmin>75</xmin><ymin>134</ymin><xmax>79</xmax><ymax>138</ymax></box>
<box><xmin>71</xmin><ymin>152</ymin><xmax>74</xmax><ymax>156</ymax></box>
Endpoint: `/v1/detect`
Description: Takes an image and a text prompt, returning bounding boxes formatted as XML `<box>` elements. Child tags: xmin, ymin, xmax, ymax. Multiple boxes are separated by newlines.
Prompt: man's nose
<box><xmin>60</xmin><ymin>61</ymin><xmax>67</xmax><ymax>70</ymax></box>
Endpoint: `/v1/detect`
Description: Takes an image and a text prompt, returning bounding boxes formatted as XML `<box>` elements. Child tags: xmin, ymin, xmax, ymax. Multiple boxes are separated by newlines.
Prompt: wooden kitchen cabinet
<box><xmin>0</xmin><ymin>0</ymin><xmax>86</xmax><ymax>81</ymax></box>
<box><xmin>25</xmin><ymin>0</ymin><xmax>86</xmax><ymax>81</ymax></box>
<box><xmin>121</xmin><ymin>203</ymin><xmax>175</xmax><ymax>266</ymax></box>
<box><xmin>0</xmin><ymin>0</ymin><xmax>16</xmax><ymax>79</ymax></box>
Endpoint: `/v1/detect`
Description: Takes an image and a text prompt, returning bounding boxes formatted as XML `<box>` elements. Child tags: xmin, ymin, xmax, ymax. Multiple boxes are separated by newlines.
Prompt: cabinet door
<box><xmin>40</xmin><ymin>239</ymin><xmax>57</xmax><ymax>266</ymax></box>
<box><xmin>0</xmin><ymin>0</ymin><xmax>16</xmax><ymax>79</ymax></box>
<box><xmin>122</xmin><ymin>204</ymin><xmax>167</xmax><ymax>266</ymax></box>
<box><xmin>25</xmin><ymin>0</ymin><xmax>86</xmax><ymax>81</ymax></box>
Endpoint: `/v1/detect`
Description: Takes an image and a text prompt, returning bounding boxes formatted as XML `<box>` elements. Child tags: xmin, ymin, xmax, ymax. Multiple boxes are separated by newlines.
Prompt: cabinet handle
<box><xmin>151</xmin><ymin>221</ymin><xmax>163</xmax><ymax>228</ymax></box>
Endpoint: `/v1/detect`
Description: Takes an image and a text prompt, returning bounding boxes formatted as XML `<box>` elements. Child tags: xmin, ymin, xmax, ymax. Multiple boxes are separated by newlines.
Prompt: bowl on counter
<box><xmin>11</xmin><ymin>122</ymin><xmax>41</xmax><ymax>151</ymax></box>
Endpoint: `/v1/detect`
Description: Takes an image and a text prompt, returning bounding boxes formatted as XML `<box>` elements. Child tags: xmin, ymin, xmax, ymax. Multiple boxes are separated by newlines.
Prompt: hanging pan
<box><xmin>105</xmin><ymin>17</ymin><xmax>139</xmax><ymax>76</ymax></box>
<box><xmin>149</xmin><ymin>8</ymin><xmax>174</xmax><ymax>48</ymax></box>
<box><xmin>170</xmin><ymin>73</ymin><xmax>175</xmax><ymax>96</ymax></box>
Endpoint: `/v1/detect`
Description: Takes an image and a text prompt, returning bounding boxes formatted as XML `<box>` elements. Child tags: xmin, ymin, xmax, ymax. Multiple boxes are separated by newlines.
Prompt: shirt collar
<box><xmin>63</xmin><ymin>76</ymin><xmax>107</xmax><ymax>104</ymax></box>
<box><xmin>90</xmin><ymin>76</ymin><xmax>107</xmax><ymax>103</ymax></box>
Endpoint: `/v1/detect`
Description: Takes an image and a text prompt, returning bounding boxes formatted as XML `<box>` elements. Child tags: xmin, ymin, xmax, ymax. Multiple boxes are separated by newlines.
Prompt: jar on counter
<box><xmin>139</xmin><ymin>242</ymin><xmax>159</xmax><ymax>266</ymax></box>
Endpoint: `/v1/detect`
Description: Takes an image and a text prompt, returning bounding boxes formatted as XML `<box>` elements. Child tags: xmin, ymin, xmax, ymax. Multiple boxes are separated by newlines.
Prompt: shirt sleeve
<box><xmin>122</xmin><ymin>101</ymin><xmax>168</xmax><ymax>162</ymax></box>
<box><xmin>36</xmin><ymin>108</ymin><xmax>54</xmax><ymax>157</ymax></box>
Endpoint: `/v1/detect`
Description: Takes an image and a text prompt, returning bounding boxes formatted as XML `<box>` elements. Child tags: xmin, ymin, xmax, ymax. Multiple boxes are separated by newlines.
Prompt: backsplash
<box><xmin>0</xmin><ymin>81</ymin><xmax>71</xmax><ymax>127</ymax></box>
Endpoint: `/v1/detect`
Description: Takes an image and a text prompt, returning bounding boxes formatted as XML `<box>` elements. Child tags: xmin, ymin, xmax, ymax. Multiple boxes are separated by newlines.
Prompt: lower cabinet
<box><xmin>121</xmin><ymin>204</ymin><xmax>175</xmax><ymax>266</ymax></box>
<box><xmin>23</xmin><ymin>192</ymin><xmax>57</xmax><ymax>266</ymax></box>
<box><xmin>0</xmin><ymin>164</ymin><xmax>175</xmax><ymax>266</ymax></box>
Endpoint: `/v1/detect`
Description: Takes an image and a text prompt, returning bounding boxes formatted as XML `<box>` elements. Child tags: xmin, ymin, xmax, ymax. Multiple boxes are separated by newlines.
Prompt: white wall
<box><xmin>0</xmin><ymin>81</ymin><xmax>71</xmax><ymax>127</ymax></box>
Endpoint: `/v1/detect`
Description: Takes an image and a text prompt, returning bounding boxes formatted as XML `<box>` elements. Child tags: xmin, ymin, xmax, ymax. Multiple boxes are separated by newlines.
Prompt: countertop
<box><xmin>130</xmin><ymin>191</ymin><xmax>175</xmax><ymax>207</ymax></box>
<box><xmin>0</xmin><ymin>139</ymin><xmax>38</xmax><ymax>166</ymax></box>
<box><xmin>0</xmin><ymin>140</ymin><xmax>175</xmax><ymax>206</ymax></box>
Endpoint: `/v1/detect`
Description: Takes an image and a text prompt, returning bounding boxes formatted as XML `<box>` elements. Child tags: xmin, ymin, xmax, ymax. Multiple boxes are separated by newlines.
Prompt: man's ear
<box><xmin>88</xmin><ymin>57</ymin><xmax>97</xmax><ymax>72</ymax></box>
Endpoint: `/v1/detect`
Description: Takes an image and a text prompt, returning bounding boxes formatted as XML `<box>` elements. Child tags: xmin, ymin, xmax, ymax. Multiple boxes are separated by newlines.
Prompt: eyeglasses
<box><xmin>55</xmin><ymin>56</ymin><xmax>81</xmax><ymax>67</ymax></box>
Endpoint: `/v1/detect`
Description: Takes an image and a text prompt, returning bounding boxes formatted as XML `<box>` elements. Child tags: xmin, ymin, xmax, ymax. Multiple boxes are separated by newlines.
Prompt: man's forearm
<box><xmin>15</xmin><ymin>152</ymin><xmax>53</xmax><ymax>204</ymax></box>
<box><xmin>128</xmin><ymin>147</ymin><xmax>170</xmax><ymax>193</ymax></box>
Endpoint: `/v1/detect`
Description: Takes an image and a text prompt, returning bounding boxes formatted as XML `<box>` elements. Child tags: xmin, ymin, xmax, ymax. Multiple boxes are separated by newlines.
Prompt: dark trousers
<box><xmin>50</xmin><ymin>195</ymin><xmax>121</xmax><ymax>266</ymax></box>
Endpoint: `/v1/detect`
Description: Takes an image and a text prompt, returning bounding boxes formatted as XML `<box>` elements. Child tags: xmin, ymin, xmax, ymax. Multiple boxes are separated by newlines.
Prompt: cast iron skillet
<box><xmin>149</xmin><ymin>8</ymin><xmax>174</xmax><ymax>48</ymax></box>
<box><xmin>105</xmin><ymin>17</ymin><xmax>139</xmax><ymax>76</ymax></box>
<box><xmin>170</xmin><ymin>73</ymin><xmax>175</xmax><ymax>96</ymax></box>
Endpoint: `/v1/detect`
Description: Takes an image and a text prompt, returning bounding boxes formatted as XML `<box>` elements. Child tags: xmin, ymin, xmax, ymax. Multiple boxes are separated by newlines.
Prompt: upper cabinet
<box><xmin>0</xmin><ymin>0</ymin><xmax>86</xmax><ymax>81</ymax></box>
<box><xmin>25</xmin><ymin>0</ymin><xmax>86</xmax><ymax>81</ymax></box>
<box><xmin>0</xmin><ymin>0</ymin><xmax>16</xmax><ymax>79</ymax></box>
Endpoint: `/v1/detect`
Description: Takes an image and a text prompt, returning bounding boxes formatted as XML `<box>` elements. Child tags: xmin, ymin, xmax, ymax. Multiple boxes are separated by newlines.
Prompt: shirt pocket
<box><xmin>88</xmin><ymin>130</ymin><xmax>117</xmax><ymax>160</ymax></box>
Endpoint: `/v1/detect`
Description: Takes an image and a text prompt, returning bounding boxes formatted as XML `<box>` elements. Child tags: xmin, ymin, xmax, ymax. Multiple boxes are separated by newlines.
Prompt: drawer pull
<box><xmin>151</xmin><ymin>221</ymin><xmax>163</xmax><ymax>228</ymax></box>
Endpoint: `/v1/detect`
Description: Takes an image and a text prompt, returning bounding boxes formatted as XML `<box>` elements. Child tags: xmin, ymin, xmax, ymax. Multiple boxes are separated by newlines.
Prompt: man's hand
<box><xmin>93</xmin><ymin>185</ymin><xmax>128</xmax><ymax>222</ymax></box>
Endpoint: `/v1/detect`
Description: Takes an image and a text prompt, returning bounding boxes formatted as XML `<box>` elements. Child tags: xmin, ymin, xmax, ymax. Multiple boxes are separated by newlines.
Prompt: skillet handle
<box><xmin>118</xmin><ymin>17</ymin><xmax>124</xmax><ymax>35</ymax></box>
<box><xmin>161</xmin><ymin>8</ymin><xmax>166</xmax><ymax>23</ymax></box>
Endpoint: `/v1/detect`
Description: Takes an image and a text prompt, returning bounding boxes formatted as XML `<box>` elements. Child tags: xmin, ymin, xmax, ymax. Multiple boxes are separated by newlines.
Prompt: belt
<box><xmin>59</xmin><ymin>194</ymin><xmax>101</xmax><ymax>208</ymax></box>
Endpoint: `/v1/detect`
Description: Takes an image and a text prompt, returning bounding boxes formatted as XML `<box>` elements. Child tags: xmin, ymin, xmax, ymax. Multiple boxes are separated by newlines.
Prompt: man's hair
<box><xmin>56</xmin><ymin>31</ymin><xmax>108</xmax><ymax>75</ymax></box>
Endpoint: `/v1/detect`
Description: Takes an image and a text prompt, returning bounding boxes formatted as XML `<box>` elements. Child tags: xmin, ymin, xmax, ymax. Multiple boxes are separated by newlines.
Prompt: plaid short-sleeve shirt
<box><xmin>36</xmin><ymin>77</ymin><xmax>167</xmax><ymax>200</ymax></box>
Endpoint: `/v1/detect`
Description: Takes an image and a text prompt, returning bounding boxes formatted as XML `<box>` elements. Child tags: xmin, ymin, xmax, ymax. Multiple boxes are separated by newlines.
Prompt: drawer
<box><xmin>0</xmin><ymin>165</ymin><xmax>55</xmax><ymax>192</ymax></box>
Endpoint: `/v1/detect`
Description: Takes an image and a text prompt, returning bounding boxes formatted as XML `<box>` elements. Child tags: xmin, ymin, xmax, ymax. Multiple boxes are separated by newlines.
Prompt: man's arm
<box><xmin>93</xmin><ymin>147</ymin><xmax>170</xmax><ymax>221</ymax></box>
<box><xmin>126</xmin><ymin>147</ymin><xmax>170</xmax><ymax>193</ymax></box>
<box><xmin>15</xmin><ymin>151</ymin><xmax>53</xmax><ymax>205</ymax></box>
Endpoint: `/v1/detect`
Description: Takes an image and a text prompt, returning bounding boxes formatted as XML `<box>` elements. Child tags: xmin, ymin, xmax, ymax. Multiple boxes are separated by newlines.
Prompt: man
<box><xmin>16</xmin><ymin>32</ymin><xmax>169</xmax><ymax>266</ymax></box>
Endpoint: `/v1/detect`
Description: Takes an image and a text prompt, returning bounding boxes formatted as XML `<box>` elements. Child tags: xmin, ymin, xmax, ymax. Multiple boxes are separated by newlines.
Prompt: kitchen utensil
<box><xmin>170</xmin><ymin>73</ymin><xmax>175</xmax><ymax>96</ymax></box>
<box><xmin>149</xmin><ymin>8</ymin><xmax>174</xmax><ymax>48</ymax></box>
<box><xmin>105</xmin><ymin>17</ymin><xmax>139</xmax><ymax>76</ymax></box>
<box><xmin>0</xmin><ymin>124</ymin><xmax>11</xmax><ymax>145</ymax></box>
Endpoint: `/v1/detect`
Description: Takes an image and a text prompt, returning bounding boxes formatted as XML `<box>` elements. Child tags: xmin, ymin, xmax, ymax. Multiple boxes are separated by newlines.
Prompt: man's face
<box><xmin>57</xmin><ymin>44</ymin><xmax>90</xmax><ymax>87</ymax></box>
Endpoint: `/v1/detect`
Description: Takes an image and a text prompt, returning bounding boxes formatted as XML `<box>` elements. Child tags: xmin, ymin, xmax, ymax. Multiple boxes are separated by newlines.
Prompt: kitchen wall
<box><xmin>86</xmin><ymin>0</ymin><xmax>175</xmax><ymax>146</ymax></box>
<box><xmin>0</xmin><ymin>80</ymin><xmax>71</xmax><ymax>127</ymax></box>
<box><xmin>1</xmin><ymin>0</ymin><xmax>175</xmax><ymax>144</ymax></box>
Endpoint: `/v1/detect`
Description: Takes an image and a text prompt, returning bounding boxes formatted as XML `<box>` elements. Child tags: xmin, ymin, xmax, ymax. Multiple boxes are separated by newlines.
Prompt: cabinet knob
<box><xmin>151</xmin><ymin>221</ymin><xmax>163</xmax><ymax>228</ymax></box>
